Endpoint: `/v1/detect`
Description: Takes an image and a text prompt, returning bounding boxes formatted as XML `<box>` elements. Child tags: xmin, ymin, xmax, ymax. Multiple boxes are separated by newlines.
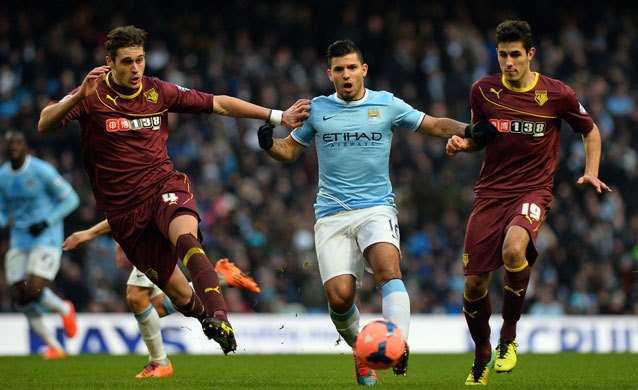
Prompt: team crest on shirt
<box><xmin>463</xmin><ymin>253</ymin><xmax>469</xmax><ymax>267</ymax></box>
<box><xmin>367</xmin><ymin>107</ymin><xmax>381</xmax><ymax>122</ymax></box>
<box><xmin>535</xmin><ymin>90</ymin><xmax>548</xmax><ymax>106</ymax></box>
<box><xmin>144</xmin><ymin>88</ymin><xmax>158</xmax><ymax>103</ymax></box>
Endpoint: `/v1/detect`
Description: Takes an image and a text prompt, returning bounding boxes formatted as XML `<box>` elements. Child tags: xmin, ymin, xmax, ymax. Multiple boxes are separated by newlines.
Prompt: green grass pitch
<box><xmin>0</xmin><ymin>353</ymin><xmax>636</xmax><ymax>389</ymax></box>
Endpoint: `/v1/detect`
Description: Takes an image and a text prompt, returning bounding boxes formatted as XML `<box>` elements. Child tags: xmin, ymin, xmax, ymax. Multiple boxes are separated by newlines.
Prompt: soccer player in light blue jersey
<box><xmin>258</xmin><ymin>40</ymin><xmax>494</xmax><ymax>386</ymax></box>
<box><xmin>0</xmin><ymin>131</ymin><xmax>80</xmax><ymax>359</ymax></box>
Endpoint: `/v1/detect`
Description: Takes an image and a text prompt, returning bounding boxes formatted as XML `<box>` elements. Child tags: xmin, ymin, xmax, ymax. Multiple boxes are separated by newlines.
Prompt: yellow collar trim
<box><xmin>105</xmin><ymin>71</ymin><xmax>143</xmax><ymax>99</ymax></box>
<box><xmin>502</xmin><ymin>72</ymin><xmax>539</xmax><ymax>92</ymax></box>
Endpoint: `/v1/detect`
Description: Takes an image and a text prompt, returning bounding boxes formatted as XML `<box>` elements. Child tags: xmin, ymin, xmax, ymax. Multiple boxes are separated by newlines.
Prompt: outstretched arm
<box><xmin>38</xmin><ymin>66</ymin><xmax>111</xmax><ymax>133</ymax></box>
<box><xmin>416</xmin><ymin>115</ymin><xmax>468</xmax><ymax>138</ymax></box>
<box><xmin>62</xmin><ymin>219</ymin><xmax>111</xmax><ymax>250</ymax></box>
<box><xmin>577</xmin><ymin>124</ymin><xmax>611</xmax><ymax>193</ymax></box>
<box><xmin>213</xmin><ymin>96</ymin><xmax>311</xmax><ymax>130</ymax></box>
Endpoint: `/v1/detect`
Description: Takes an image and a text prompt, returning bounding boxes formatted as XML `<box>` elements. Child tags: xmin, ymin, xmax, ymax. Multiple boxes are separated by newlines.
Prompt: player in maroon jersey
<box><xmin>37</xmin><ymin>25</ymin><xmax>310</xmax><ymax>356</ymax></box>
<box><xmin>446</xmin><ymin>20</ymin><xmax>611</xmax><ymax>385</ymax></box>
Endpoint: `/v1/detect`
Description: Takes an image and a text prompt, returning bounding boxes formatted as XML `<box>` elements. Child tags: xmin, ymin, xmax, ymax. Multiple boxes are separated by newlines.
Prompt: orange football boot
<box><xmin>215</xmin><ymin>258</ymin><xmax>261</xmax><ymax>293</ymax></box>
<box><xmin>61</xmin><ymin>300</ymin><xmax>78</xmax><ymax>338</ymax></box>
<box><xmin>135</xmin><ymin>360</ymin><xmax>174</xmax><ymax>379</ymax></box>
<box><xmin>43</xmin><ymin>346</ymin><xmax>66</xmax><ymax>360</ymax></box>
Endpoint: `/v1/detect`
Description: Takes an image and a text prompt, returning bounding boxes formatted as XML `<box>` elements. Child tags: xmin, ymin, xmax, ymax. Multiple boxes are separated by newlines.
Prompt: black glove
<box><xmin>258</xmin><ymin>123</ymin><xmax>275</xmax><ymax>150</ymax></box>
<box><xmin>464</xmin><ymin>119</ymin><xmax>499</xmax><ymax>148</ymax></box>
<box><xmin>28</xmin><ymin>221</ymin><xmax>48</xmax><ymax>236</ymax></box>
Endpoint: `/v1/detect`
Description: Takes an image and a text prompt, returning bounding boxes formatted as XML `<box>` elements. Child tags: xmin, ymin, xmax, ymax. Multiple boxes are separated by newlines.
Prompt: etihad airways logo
<box><xmin>105</xmin><ymin>116</ymin><xmax>162</xmax><ymax>132</ymax></box>
<box><xmin>322</xmin><ymin>131</ymin><xmax>383</xmax><ymax>147</ymax></box>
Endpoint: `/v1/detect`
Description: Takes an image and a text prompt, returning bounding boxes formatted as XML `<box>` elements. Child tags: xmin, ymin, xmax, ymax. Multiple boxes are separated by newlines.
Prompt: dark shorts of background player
<box><xmin>107</xmin><ymin>171</ymin><xmax>202</xmax><ymax>288</ymax></box>
<box><xmin>463</xmin><ymin>190</ymin><xmax>553</xmax><ymax>275</ymax></box>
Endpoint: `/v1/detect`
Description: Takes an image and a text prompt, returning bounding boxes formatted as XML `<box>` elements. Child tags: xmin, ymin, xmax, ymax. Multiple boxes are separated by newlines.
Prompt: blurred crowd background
<box><xmin>0</xmin><ymin>1</ymin><xmax>636</xmax><ymax>317</ymax></box>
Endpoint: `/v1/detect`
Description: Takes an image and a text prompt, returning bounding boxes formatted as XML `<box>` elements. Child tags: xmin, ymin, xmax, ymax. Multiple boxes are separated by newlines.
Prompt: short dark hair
<box><xmin>105</xmin><ymin>25</ymin><xmax>147</xmax><ymax>59</ymax></box>
<box><xmin>326</xmin><ymin>40</ymin><xmax>364</xmax><ymax>66</ymax></box>
<box><xmin>495</xmin><ymin>20</ymin><xmax>533</xmax><ymax>52</ymax></box>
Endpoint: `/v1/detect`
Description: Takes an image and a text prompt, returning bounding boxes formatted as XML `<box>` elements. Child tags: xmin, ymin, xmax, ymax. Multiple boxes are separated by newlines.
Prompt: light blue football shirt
<box><xmin>291</xmin><ymin>89</ymin><xmax>425</xmax><ymax>219</ymax></box>
<box><xmin>0</xmin><ymin>155</ymin><xmax>79</xmax><ymax>249</ymax></box>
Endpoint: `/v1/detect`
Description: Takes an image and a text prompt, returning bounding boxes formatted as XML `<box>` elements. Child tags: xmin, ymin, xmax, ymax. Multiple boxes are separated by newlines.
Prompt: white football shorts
<box><xmin>4</xmin><ymin>247</ymin><xmax>62</xmax><ymax>285</ymax></box>
<box><xmin>127</xmin><ymin>266</ymin><xmax>163</xmax><ymax>299</ymax></box>
<box><xmin>314</xmin><ymin>205</ymin><xmax>401</xmax><ymax>289</ymax></box>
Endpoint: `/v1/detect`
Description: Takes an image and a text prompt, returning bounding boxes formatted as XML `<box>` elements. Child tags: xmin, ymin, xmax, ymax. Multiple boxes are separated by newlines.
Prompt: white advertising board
<box><xmin>0</xmin><ymin>313</ymin><xmax>635</xmax><ymax>355</ymax></box>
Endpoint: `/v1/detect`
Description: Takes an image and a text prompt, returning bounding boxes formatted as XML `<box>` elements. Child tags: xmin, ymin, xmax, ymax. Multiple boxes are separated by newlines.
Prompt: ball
<box><xmin>354</xmin><ymin>319</ymin><xmax>406</xmax><ymax>370</ymax></box>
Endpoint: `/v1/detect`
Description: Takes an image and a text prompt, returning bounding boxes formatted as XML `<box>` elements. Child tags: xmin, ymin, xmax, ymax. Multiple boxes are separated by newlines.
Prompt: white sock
<box><xmin>134</xmin><ymin>305</ymin><xmax>168</xmax><ymax>365</ymax></box>
<box><xmin>380</xmin><ymin>279</ymin><xmax>411</xmax><ymax>340</ymax></box>
<box><xmin>21</xmin><ymin>302</ymin><xmax>64</xmax><ymax>351</ymax></box>
<box><xmin>38</xmin><ymin>287</ymin><xmax>70</xmax><ymax>316</ymax></box>
<box><xmin>329</xmin><ymin>304</ymin><xmax>360</xmax><ymax>348</ymax></box>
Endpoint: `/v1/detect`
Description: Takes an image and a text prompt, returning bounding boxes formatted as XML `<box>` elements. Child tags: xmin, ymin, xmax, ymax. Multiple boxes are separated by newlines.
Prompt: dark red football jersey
<box><xmin>470</xmin><ymin>72</ymin><xmax>594</xmax><ymax>197</ymax></box>
<box><xmin>52</xmin><ymin>74</ymin><xmax>214</xmax><ymax>212</ymax></box>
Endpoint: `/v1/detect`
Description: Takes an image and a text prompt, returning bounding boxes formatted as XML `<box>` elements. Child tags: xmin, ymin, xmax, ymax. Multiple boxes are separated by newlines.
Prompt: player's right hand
<box><xmin>78</xmin><ymin>66</ymin><xmax>110</xmax><ymax>98</ymax></box>
<box><xmin>258</xmin><ymin>123</ymin><xmax>275</xmax><ymax>150</ymax></box>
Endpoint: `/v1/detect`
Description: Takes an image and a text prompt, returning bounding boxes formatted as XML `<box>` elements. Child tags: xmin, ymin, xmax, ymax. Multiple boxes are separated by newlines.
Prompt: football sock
<box><xmin>162</xmin><ymin>296</ymin><xmax>177</xmax><ymax>315</ymax></box>
<box><xmin>463</xmin><ymin>291</ymin><xmax>492</xmax><ymax>364</ymax></box>
<box><xmin>379</xmin><ymin>278</ymin><xmax>411</xmax><ymax>340</ymax></box>
<box><xmin>501</xmin><ymin>261</ymin><xmax>531</xmax><ymax>340</ymax></box>
<box><xmin>329</xmin><ymin>304</ymin><xmax>360</xmax><ymax>348</ymax></box>
<box><xmin>172</xmin><ymin>288</ymin><xmax>206</xmax><ymax>320</ymax></box>
<box><xmin>19</xmin><ymin>302</ymin><xmax>64</xmax><ymax>351</ymax></box>
<box><xmin>135</xmin><ymin>304</ymin><xmax>168</xmax><ymax>365</ymax></box>
<box><xmin>176</xmin><ymin>234</ymin><xmax>227</xmax><ymax>322</ymax></box>
<box><xmin>38</xmin><ymin>287</ymin><xmax>71</xmax><ymax>316</ymax></box>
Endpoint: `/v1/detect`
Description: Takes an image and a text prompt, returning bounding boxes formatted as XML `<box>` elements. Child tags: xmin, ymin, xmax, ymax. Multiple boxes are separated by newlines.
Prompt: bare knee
<box><xmin>366</xmin><ymin>243</ymin><xmax>402</xmax><ymax>286</ymax></box>
<box><xmin>502</xmin><ymin>226</ymin><xmax>530</xmax><ymax>268</ymax></box>
<box><xmin>126</xmin><ymin>286</ymin><xmax>153</xmax><ymax>313</ymax></box>
<box><xmin>325</xmin><ymin>276</ymin><xmax>355</xmax><ymax>313</ymax></box>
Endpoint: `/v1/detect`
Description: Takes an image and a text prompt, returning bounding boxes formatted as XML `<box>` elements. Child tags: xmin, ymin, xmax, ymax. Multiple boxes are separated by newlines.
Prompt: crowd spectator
<box><xmin>1</xmin><ymin>1</ymin><xmax>636</xmax><ymax>316</ymax></box>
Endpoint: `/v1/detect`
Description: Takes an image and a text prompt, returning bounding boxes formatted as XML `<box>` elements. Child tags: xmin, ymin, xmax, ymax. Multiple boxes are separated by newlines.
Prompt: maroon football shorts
<box><xmin>107</xmin><ymin>171</ymin><xmax>201</xmax><ymax>287</ymax></box>
<box><xmin>463</xmin><ymin>190</ymin><xmax>553</xmax><ymax>275</ymax></box>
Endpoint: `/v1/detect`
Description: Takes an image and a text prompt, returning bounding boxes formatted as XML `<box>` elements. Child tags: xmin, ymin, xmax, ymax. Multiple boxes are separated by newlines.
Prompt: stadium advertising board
<box><xmin>0</xmin><ymin>314</ymin><xmax>636</xmax><ymax>355</ymax></box>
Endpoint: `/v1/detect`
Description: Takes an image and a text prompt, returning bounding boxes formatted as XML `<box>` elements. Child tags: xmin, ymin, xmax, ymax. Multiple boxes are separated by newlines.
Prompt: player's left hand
<box><xmin>577</xmin><ymin>174</ymin><xmax>612</xmax><ymax>193</ymax></box>
<box><xmin>281</xmin><ymin>99</ymin><xmax>311</xmax><ymax>129</ymax></box>
<box><xmin>258</xmin><ymin>123</ymin><xmax>275</xmax><ymax>150</ymax></box>
<box><xmin>28</xmin><ymin>221</ymin><xmax>48</xmax><ymax>236</ymax></box>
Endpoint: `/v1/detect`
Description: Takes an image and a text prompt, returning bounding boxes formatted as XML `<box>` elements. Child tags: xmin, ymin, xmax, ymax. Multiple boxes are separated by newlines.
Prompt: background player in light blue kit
<box><xmin>0</xmin><ymin>131</ymin><xmax>80</xmax><ymax>359</ymax></box>
<box><xmin>257</xmin><ymin>39</ymin><xmax>495</xmax><ymax>386</ymax></box>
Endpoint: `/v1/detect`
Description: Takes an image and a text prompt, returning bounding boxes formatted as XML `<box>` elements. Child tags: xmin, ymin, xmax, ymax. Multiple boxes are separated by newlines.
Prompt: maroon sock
<box><xmin>500</xmin><ymin>263</ymin><xmax>531</xmax><ymax>341</ymax></box>
<box><xmin>172</xmin><ymin>289</ymin><xmax>206</xmax><ymax>320</ymax></box>
<box><xmin>463</xmin><ymin>293</ymin><xmax>492</xmax><ymax>364</ymax></box>
<box><xmin>176</xmin><ymin>234</ymin><xmax>228</xmax><ymax>321</ymax></box>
